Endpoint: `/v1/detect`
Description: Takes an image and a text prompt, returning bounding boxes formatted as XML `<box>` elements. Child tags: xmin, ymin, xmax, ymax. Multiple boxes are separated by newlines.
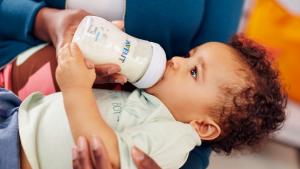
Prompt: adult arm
<box><xmin>0</xmin><ymin>0</ymin><xmax>68</xmax><ymax>67</ymax></box>
<box><xmin>124</xmin><ymin>0</ymin><xmax>244</xmax><ymax>58</ymax></box>
<box><xmin>0</xmin><ymin>0</ymin><xmax>99</xmax><ymax>49</ymax></box>
<box><xmin>0</xmin><ymin>0</ymin><xmax>45</xmax><ymax>44</ymax></box>
<box><xmin>33</xmin><ymin>7</ymin><xmax>90</xmax><ymax>49</ymax></box>
<box><xmin>0</xmin><ymin>0</ymin><xmax>126</xmax><ymax>82</ymax></box>
<box><xmin>192</xmin><ymin>0</ymin><xmax>245</xmax><ymax>47</ymax></box>
<box><xmin>0</xmin><ymin>0</ymin><xmax>64</xmax><ymax>44</ymax></box>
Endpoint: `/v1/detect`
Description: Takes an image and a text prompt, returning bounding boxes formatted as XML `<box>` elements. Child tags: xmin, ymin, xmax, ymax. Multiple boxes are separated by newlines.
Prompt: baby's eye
<box><xmin>191</xmin><ymin>66</ymin><xmax>198</xmax><ymax>79</ymax></box>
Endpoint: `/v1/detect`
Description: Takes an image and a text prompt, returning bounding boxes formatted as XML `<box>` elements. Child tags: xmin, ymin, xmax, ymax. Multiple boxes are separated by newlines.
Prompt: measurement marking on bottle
<box><xmin>95</xmin><ymin>32</ymin><xmax>101</xmax><ymax>41</ymax></box>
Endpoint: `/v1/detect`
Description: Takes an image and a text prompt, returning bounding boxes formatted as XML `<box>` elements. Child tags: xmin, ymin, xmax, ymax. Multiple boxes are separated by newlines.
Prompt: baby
<box><xmin>19</xmin><ymin>35</ymin><xmax>286</xmax><ymax>169</ymax></box>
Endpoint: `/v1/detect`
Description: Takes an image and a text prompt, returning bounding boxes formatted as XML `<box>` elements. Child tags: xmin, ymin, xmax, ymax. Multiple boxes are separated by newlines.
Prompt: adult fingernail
<box><xmin>107</xmin><ymin>67</ymin><xmax>120</xmax><ymax>75</ymax></box>
<box><xmin>86</xmin><ymin>60</ymin><xmax>95</xmax><ymax>69</ymax></box>
<box><xmin>132</xmin><ymin>146</ymin><xmax>144</xmax><ymax>161</ymax></box>
<box><xmin>115</xmin><ymin>77</ymin><xmax>127</xmax><ymax>84</ymax></box>
<box><xmin>114</xmin><ymin>79</ymin><xmax>124</xmax><ymax>84</ymax></box>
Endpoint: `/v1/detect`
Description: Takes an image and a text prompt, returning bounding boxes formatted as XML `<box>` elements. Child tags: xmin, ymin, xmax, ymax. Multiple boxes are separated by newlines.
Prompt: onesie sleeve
<box><xmin>116</xmin><ymin>121</ymin><xmax>201</xmax><ymax>169</ymax></box>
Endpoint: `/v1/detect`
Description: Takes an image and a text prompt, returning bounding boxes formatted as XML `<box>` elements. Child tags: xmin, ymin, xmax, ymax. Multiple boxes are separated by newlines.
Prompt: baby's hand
<box><xmin>56</xmin><ymin>43</ymin><xmax>96</xmax><ymax>92</ymax></box>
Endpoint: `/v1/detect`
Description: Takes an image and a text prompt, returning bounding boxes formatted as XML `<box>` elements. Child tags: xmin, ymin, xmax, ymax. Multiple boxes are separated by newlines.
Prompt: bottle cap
<box><xmin>133</xmin><ymin>42</ymin><xmax>166</xmax><ymax>88</ymax></box>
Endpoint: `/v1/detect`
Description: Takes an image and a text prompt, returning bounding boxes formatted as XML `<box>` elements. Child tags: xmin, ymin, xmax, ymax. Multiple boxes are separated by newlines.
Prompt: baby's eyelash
<box><xmin>184</xmin><ymin>53</ymin><xmax>190</xmax><ymax>58</ymax></box>
<box><xmin>191</xmin><ymin>66</ymin><xmax>198</xmax><ymax>79</ymax></box>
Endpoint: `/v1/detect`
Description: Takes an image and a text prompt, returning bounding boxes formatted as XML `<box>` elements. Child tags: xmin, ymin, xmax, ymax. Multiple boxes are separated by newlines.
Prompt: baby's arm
<box><xmin>56</xmin><ymin>43</ymin><xmax>120</xmax><ymax>169</ymax></box>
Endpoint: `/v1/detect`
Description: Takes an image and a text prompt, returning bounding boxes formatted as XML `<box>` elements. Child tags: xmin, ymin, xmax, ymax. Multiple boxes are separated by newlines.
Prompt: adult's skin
<box><xmin>0</xmin><ymin>1</ymin><xmax>244</xmax><ymax>169</ymax></box>
<box><xmin>72</xmin><ymin>137</ymin><xmax>161</xmax><ymax>169</ymax></box>
<box><xmin>33</xmin><ymin>8</ymin><xmax>126</xmax><ymax>84</ymax></box>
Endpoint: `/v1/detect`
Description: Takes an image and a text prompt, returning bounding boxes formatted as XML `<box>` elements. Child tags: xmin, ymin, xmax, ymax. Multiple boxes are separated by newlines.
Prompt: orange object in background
<box><xmin>244</xmin><ymin>0</ymin><xmax>300</xmax><ymax>103</ymax></box>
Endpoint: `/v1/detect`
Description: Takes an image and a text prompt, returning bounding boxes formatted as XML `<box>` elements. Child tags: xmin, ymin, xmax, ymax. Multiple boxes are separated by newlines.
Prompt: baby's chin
<box><xmin>145</xmin><ymin>67</ymin><xmax>169</xmax><ymax>94</ymax></box>
<box><xmin>145</xmin><ymin>78</ymin><xmax>168</xmax><ymax>97</ymax></box>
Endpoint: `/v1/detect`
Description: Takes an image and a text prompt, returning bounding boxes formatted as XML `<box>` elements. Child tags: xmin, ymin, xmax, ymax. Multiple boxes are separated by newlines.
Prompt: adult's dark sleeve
<box><xmin>0</xmin><ymin>0</ymin><xmax>66</xmax><ymax>67</ymax></box>
<box><xmin>180</xmin><ymin>144</ymin><xmax>211</xmax><ymax>169</ymax></box>
<box><xmin>125</xmin><ymin>0</ymin><xmax>244</xmax><ymax>58</ymax></box>
<box><xmin>0</xmin><ymin>0</ymin><xmax>46</xmax><ymax>44</ymax></box>
<box><xmin>192</xmin><ymin>0</ymin><xmax>245</xmax><ymax>47</ymax></box>
<box><xmin>0</xmin><ymin>0</ymin><xmax>65</xmax><ymax>44</ymax></box>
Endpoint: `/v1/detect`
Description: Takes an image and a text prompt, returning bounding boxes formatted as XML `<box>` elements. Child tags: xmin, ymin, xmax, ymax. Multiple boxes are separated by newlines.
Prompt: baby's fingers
<box><xmin>95</xmin><ymin>73</ymin><xmax>127</xmax><ymax>85</ymax></box>
<box><xmin>57</xmin><ymin>43</ymin><xmax>72</xmax><ymax>64</ymax></box>
<box><xmin>95</xmin><ymin>64</ymin><xmax>121</xmax><ymax>77</ymax></box>
<box><xmin>70</xmin><ymin>43</ymin><xmax>85</xmax><ymax>61</ymax></box>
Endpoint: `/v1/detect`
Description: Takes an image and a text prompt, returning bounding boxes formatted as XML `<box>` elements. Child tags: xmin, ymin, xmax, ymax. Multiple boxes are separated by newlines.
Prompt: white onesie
<box><xmin>19</xmin><ymin>89</ymin><xmax>201</xmax><ymax>169</ymax></box>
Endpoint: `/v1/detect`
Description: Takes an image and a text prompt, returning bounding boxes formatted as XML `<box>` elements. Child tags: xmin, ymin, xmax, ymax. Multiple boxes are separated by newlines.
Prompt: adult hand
<box><xmin>34</xmin><ymin>8</ymin><xmax>126</xmax><ymax>84</ymax></box>
<box><xmin>34</xmin><ymin>8</ymin><xmax>89</xmax><ymax>51</ymax></box>
<box><xmin>73</xmin><ymin>136</ymin><xmax>161</xmax><ymax>169</ymax></box>
<box><xmin>34</xmin><ymin>8</ymin><xmax>125</xmax><ymax>50</ymax></box>
<box><xmin>131</xmin><ymin>146</ymin><xmax>161</xmax><ymax>169</ymax></box>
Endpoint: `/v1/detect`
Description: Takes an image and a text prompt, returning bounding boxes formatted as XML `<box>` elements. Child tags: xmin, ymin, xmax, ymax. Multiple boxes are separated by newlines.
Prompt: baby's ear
<box><xmin>189</xmin><ymin>119</ymin><xmax>221</xmax><ymax>141</ymax></box>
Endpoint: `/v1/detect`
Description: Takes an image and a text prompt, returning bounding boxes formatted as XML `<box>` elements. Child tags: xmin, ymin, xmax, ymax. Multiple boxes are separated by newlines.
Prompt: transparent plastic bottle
<box><xmin>72</xmin><ymin>16</ymin><xmax>166</xmax><ymax>88</ymax></box>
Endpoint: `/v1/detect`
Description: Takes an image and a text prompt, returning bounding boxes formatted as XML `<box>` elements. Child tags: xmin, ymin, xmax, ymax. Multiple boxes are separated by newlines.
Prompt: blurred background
<box><xmin>208</xmin><ymin>0</ymin><xmax>300</xmax><ymax>169</ymax></box>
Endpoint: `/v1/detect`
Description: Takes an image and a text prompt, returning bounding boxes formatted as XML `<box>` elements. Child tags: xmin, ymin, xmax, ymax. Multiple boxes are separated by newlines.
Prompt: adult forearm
<box><xmin>34</xmin><ymin>7</ymin><xmax>58</xmax><ymax>43</ymax></box>
<box><xmin>0</xmin><ymin>0</ymin><xmax>45</xmax><ymax>42</ymax></box>
<box><xmin>62</xmin><ymin>89</ymin><xmax>120</xmax><ymax>168</ymax></box>
<box><xmin>34</xmin><ymin>7</ymin><xmax>90</xmax><ymax>49</ymax></box>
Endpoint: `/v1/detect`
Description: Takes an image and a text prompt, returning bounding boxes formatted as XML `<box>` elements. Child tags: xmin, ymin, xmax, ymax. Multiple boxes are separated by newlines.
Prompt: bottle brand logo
<box><xmin>119</xmin><ymin>39</ymin><xmax>131</xmax><ymax>63</ymax></box>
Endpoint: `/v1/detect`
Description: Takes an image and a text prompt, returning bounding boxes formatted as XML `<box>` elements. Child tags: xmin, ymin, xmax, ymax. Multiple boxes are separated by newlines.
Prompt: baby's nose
<box><xmin>169</xmin><ymin>57</ymin><xmax>183</xmax><ymax>70</ymax></box>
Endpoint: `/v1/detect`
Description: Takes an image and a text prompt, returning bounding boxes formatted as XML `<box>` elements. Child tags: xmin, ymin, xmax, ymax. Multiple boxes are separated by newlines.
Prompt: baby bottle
<box><xmin>72</xmin><ymin>16</ymin><xmax>166</xmax><ymax>88</ymax></box>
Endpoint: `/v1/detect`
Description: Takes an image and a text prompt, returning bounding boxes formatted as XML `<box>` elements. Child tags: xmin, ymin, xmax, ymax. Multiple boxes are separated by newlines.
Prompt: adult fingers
<box><xmin>95</xmin><ymin>73</ymin><xmax>127</xmax><ymax>84</ymax></box>
<box><xmin>77</xmin><ymin>137</ymin><xmax>93</xmax><ymax>169</ymax></box>
<box><xmin>111</xmin><ymin>20</ymin><xmax>124</xmax><ymax>30</ymax></box>
<box><xmin>57</xmin><ymin>24</ymin><xmax>78</xmax><ymax>51</ymax></box>
<box><xmin>94</xmin><ymin>64</ymin><xmax>121</xmax><ymax>77</ymax></box>
<box><xmin>84</xmin><ymin>59</ymin><xmax>95</xmax><ymax>69</ymax></box>
<box><xmin>72</xmin><ymin>146</ymin><xmax>81</xmax><ymax>169</ymax></box>
<box><xmin>132</xmin><ymin>146</ymin><xmax>161</xmax><ymax>169</ymax></box>
<box><xmin>55</xmin><ymin>9</ymin><xmax>90</xmax><ymax>51</ymax></box>
<box><xmin>90</xmin><ymin>136</ymin><xmax>113</xmax><ymax>169</ymax></box>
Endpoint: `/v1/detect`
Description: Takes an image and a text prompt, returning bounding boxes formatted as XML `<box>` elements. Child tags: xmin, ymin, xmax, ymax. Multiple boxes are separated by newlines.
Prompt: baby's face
<box><xmin>147</xmin><ymin>42</ymin><xmax>244</xmax><ymax>122</ymax></box>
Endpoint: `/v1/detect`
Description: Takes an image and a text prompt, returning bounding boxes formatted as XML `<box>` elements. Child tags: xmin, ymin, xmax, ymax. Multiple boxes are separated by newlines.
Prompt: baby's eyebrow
<box><xmin>198</xmin><ymin>57</ymin><xmax>206</xmax><ymax>82</ymax></box>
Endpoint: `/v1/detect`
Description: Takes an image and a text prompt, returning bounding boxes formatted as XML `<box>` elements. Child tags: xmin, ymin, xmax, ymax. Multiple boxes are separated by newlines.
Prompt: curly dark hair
<box><xmin>208</xmin><ymin>35</ymin><xmax>287</xmax><ymax>154</ymax></box>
